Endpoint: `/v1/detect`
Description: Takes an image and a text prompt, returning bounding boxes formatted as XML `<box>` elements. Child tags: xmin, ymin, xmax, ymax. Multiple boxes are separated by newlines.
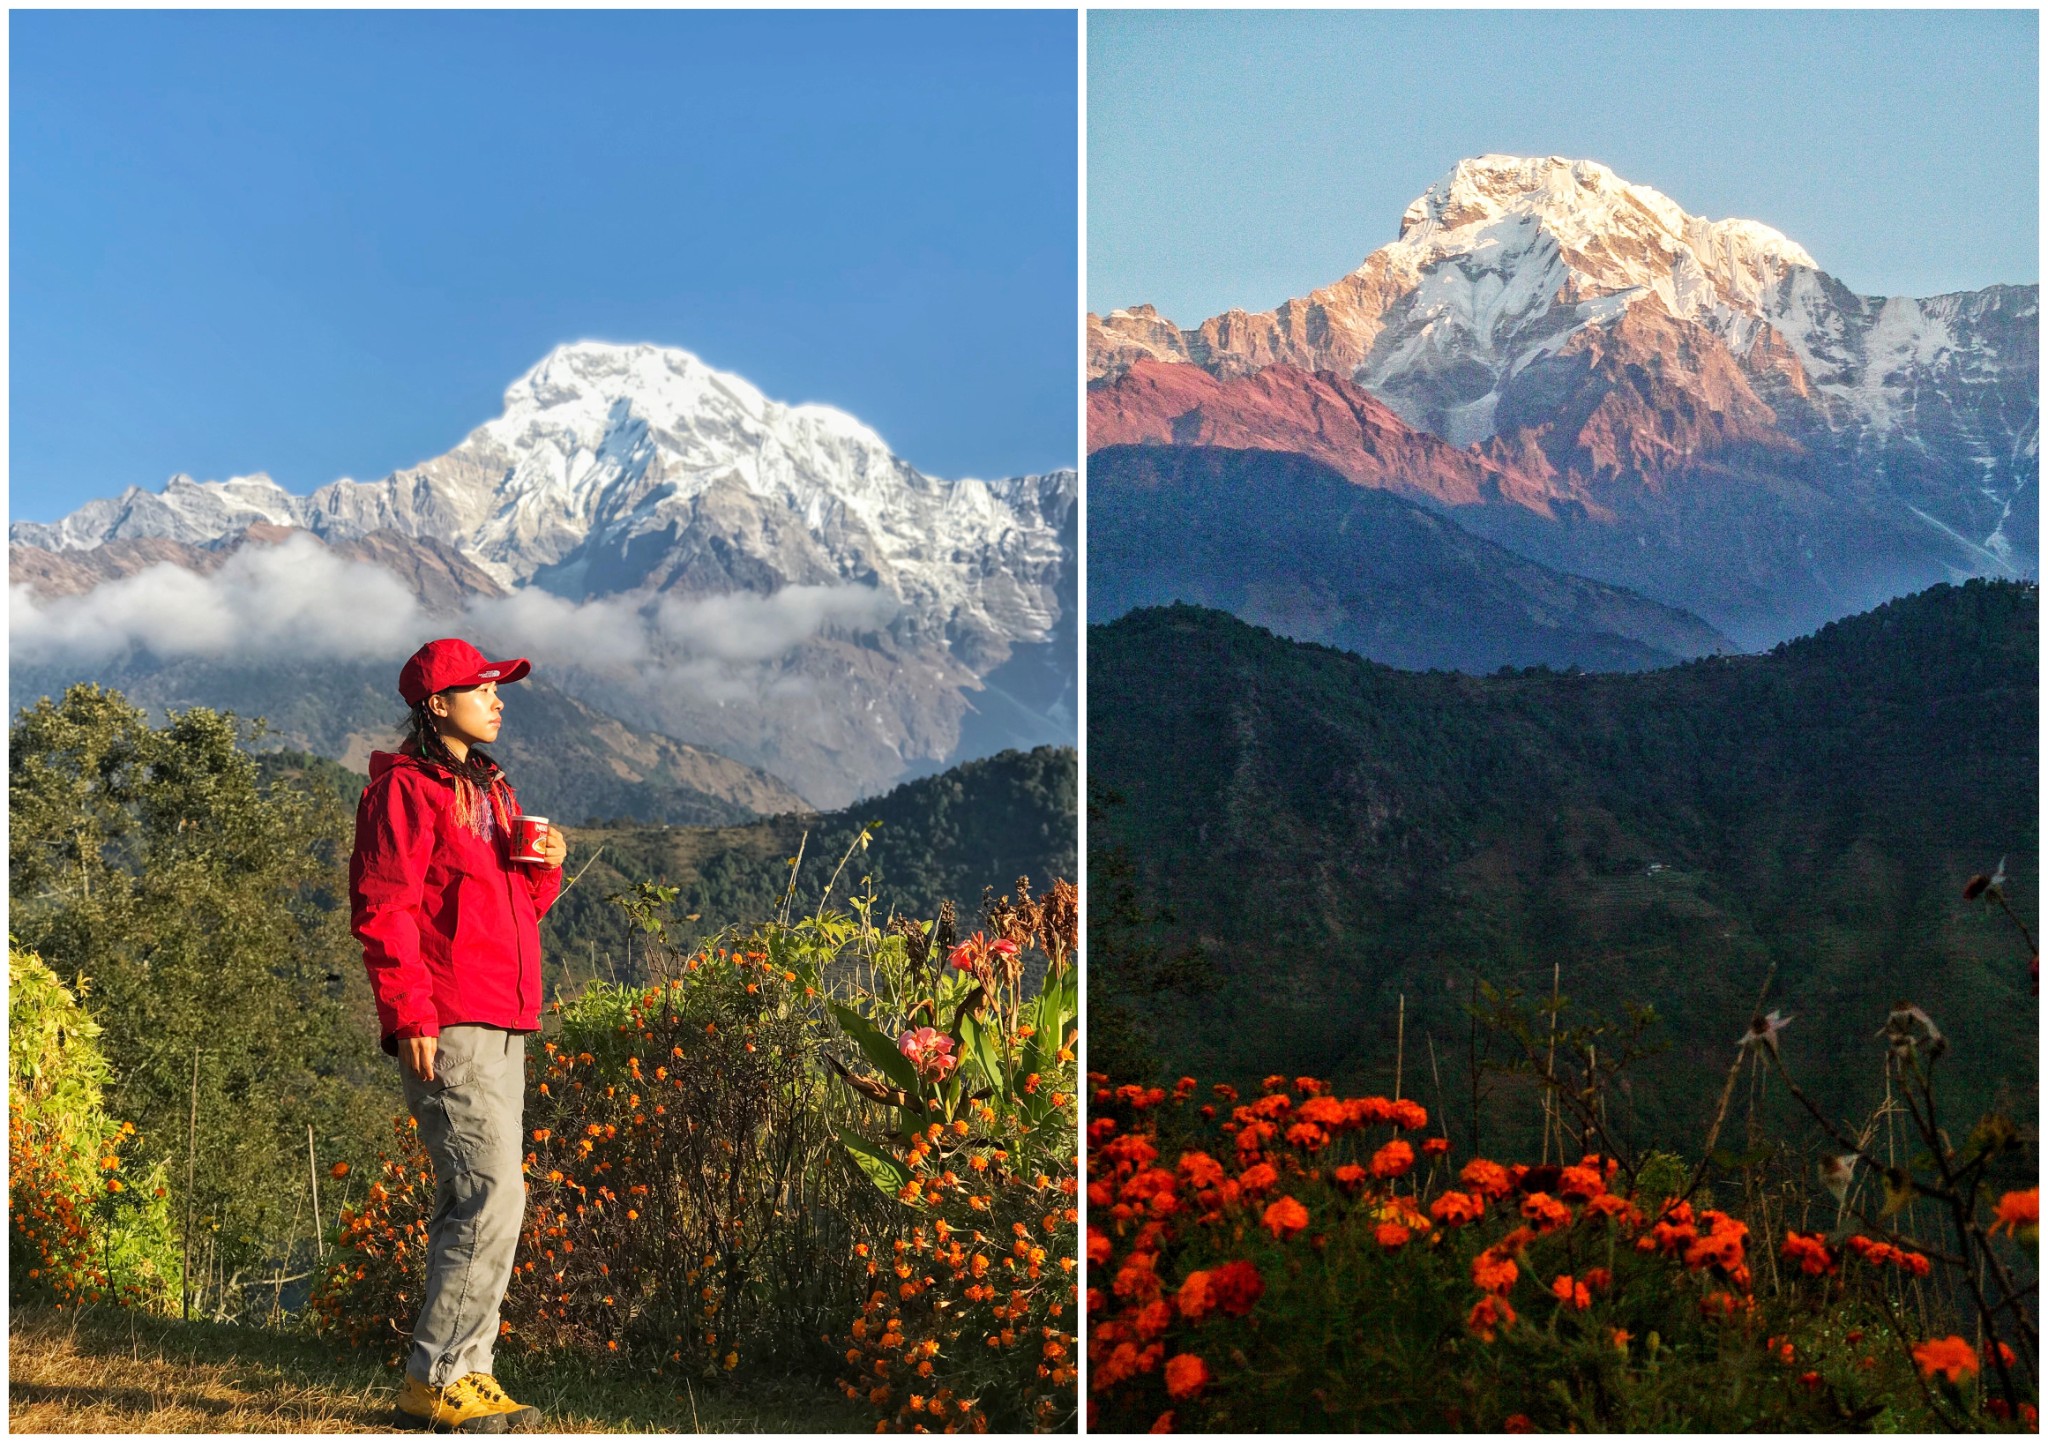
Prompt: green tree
<box><xmin>9</xmin><ymin>684</ymin><xmax>391</xmax><ymax>1316</ymax></box>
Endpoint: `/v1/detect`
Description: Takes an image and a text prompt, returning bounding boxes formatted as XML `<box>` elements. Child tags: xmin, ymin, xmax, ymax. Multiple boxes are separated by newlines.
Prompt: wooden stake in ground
<box><xmin>182</xmin><ymin>1047</ymin><xmax>199</xmax><ymax>1322</ymax></box>
<box><xmin>1542</xmin><ymin>961</ymin><xmax>1560</xmax><ymax>1165</ymax></box>
<box><xmin>306</xmin><ymin>1125</ymin><xmax>324</xmax><ymax>1260</ymax></box>
<box><xmin>1394</xmin><ymin>994</ymin><xmax>1406</xmax><ymax>1101</ymax></box>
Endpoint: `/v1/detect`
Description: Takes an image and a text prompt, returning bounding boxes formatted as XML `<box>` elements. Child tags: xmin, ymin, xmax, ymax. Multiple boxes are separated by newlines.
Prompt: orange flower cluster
<box><xmin>1779</xmin><ymin>1231</ymin><xmax>1836</xmax><ymax>1277</ymax></box>
<box><xmin>1911</xmin><ymin>1335</ymin><xmax>1979</xmax><ymax>1384</ymax></box>
<box><xmin>1089</xmin><ymin>1074</ymin><xmax>1449</xmax><ymax>1426</ymax></box>
<box><xmin>1990</xmin><ymin>1188</ymin><xmax>2038</xmax><ymax>1239</ymax></box>
<box><xmin>1466</xmin><ymin>1294</ymin><xmax>1517</xmax><ymax>1342</ymax></box>
<box><xmin>1843</xmin><ymin>1235</ymin><xmax>1932</xmax><ymax>1279</ymax></box>
<box><xmin>8</xmin><ymin>1105</ymin><xmax>163</xmax><ymax>1310</ymax></box>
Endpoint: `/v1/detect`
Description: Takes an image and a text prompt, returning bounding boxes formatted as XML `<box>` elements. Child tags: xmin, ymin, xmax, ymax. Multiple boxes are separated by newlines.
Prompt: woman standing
<box><xmin>351</xmin><ymin>638</ymin><xmax>567</xmax><ymax>1434</ymax></box>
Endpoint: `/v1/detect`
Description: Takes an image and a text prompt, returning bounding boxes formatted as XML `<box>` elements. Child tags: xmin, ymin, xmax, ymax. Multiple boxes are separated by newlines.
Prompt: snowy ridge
<box><xmin>1355</xmin><ymin>156</ymin><xmax>1830</xmax><ymax>438</ymax></box>
<box><xmin>15</xmin><ymin>342</ymin><xmax>1077</xmax><ymax>657</ymax></box>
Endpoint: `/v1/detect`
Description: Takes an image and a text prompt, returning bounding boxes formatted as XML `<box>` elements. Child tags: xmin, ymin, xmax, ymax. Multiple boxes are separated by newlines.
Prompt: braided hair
<box><xmin>402</xmin><ymin>690</ymin><xmax>518</xmax><ymax>840</ymax></box>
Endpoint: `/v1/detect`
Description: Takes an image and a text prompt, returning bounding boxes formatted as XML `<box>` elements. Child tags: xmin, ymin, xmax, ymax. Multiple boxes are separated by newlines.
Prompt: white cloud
<box><xmin>654</xmin><ymin>584</ymin><xmax>901</xmax><ymax>662</ymax></box>
<box><xmin>10</xmin><ymin>534</ymin><xmax>425</xmax><ymax>664</ymax></box>
<box><xmin>10</xmin><ymin>538</ymin><xmax>898</xmax><ymax>684</ymax></box>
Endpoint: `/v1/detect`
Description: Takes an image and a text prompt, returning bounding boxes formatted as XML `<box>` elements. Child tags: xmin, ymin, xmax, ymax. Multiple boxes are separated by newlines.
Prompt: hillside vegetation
<box><xmin>537</xmin><ymin>746</ymin><xmax>1076</xmax><ymax>995</ymax></box>
<box><xmin>1089</xmin><ymin>580</ymin><xmax>2037</xmax><ymax>1150</ymax></box>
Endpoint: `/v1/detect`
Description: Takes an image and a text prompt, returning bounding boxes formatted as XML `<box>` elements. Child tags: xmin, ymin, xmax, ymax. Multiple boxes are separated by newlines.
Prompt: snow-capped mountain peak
<box><xmin>14</xmin><ymin>342</ymin><xmax>1075</xmax><ymax>665</ymax></box>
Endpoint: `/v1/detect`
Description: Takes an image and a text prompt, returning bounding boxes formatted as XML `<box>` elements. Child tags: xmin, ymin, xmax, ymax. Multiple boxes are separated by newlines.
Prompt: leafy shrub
<box><xmin>310</xmin><ymin>872</ymin><xmax>1079</xmax><ymax>1431</ymax></box>
<box><xmin>827</xmin><ymin>882</ymin><xmax>1080</xmax><ymax>1432</ymax></box>
<box><xmin>9</xmin><ymin>945</ymin><xmax>180</xmax><ymax>1310</ymax></box>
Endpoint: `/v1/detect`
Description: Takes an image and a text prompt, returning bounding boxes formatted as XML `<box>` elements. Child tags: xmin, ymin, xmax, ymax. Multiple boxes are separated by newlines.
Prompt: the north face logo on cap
<box><xmin>481</xmin><ymin>669</ymin><xmax>500</xmax><ymax>678</ymax></box>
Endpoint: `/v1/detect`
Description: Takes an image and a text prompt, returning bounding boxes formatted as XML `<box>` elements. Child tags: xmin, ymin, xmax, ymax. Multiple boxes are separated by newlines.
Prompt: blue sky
<box><xmin>12</xmin><ymin>10</ymin><xmax>1077</xmax><ymax>523</ymax></box>
<box><xmin>1090</xmin><ymin>9</ymin><xmax>2038</xmax><ymax>321</ymax></box>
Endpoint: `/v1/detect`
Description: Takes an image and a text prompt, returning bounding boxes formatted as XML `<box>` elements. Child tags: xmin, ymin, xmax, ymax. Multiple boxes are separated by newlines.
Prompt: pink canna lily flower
<box><xmin>897</xmin><ymin>1026</ymin><xmax>958</xmax><ymax>1080</ymax></box>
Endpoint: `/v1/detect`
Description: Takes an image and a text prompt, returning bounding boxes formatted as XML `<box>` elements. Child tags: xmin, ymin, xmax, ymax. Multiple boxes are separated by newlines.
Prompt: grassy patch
<box><xmin>9</xmin><ymin>1305</ymin><xmax>870</xmax><ymax>1433</ymax></box>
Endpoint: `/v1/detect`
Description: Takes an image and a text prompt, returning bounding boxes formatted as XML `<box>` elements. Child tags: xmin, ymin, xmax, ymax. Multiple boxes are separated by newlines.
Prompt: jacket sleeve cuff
<box><xmin>393</xmin><ymin>1019</ymin><xmax>441</xmax><ymax>1041</ymax></box>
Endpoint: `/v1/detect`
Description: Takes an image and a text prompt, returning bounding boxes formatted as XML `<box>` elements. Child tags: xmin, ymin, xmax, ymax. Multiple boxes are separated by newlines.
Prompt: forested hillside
<box><xmin>1090</xmin><ymin>580</ymin><xmax>2037</xmax><ymax>1150</ymax></box>
<box><xmin>537</xmin><ymin>746</ymin><xmax>1076</xmax><ymax>995</ymax></box>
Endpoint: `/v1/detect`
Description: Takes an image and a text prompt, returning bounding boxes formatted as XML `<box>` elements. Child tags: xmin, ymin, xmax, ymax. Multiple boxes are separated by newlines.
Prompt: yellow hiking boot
<box><xmin>460</xmin><ymin>1372</ymin><xmax>541</xmax><ymax>1431</ymax></box>
<box><xmin>393</xmin><ymin>1372</ymin><xmax>511</xmax><ymax>1433</ymax></box>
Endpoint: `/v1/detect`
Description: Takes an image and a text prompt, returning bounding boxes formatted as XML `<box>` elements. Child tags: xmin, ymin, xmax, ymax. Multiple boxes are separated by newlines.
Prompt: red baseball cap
<box><xmin>398</xmin><ymin>638</ymin><xmax>532</xmax><ymax>706</ymax></box>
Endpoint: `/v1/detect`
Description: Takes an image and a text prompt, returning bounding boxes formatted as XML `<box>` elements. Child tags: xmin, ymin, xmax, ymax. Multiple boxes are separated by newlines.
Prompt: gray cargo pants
<box><xmin>398</xmin><ymin>1024</ymin><xmax>528</xmax><ymax>1387</ymax></box>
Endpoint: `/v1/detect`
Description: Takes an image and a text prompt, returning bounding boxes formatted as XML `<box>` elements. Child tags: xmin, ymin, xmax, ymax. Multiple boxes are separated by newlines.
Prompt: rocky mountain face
<box><xmin>1090</xmin><ymin>444</ymin><xmax>1730</xmax><ymax>673</ymax></box>
<box><xmin>1089</xmin><ymin>156</ymin><xmax>2036</xmax><ymax>646</ymax></box>
<box><xmin>13</xmin><ymin>342</ymin><xmax>1077</xmax><ymax>807</ymax></box>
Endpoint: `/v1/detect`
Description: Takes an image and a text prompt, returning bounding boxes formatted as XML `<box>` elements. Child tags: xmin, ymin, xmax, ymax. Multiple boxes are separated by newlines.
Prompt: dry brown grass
<box><xmin>9</xmin><ymin>1305</ymin><xmax>865</xmax><ymax>1434</ymax></box>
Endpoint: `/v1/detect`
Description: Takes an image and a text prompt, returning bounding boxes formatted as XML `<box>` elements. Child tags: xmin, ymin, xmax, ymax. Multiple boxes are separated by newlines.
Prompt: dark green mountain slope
<box><xmin>538</xmin><ymin>746</ymin><xmax>1076</xmax><ymax>995</ymax></box>
<box><xmin>1090</xmin><ymin>581</ymin><xmax>2036</xmax><ymax>1148</ymax></box>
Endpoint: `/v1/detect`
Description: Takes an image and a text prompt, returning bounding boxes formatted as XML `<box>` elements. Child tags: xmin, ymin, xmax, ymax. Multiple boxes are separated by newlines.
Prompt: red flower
<box><xmin>1237</xmin><ymin>1161</ymin><xmax>1279</xmax><ymax>1198</ymax></box>
<box><xmin>1466</xmin><ymin>1296</ymin><xmax>1517</xmax><ymax>1343</ymax></box>
<box><xmin>1262</xmin><ymin>1196</ymin><xmax>1310</xmax><ymax>1241</ymax></box>
<box><xmin>1912</xmin><ymin>1336</ymin><xmax>1978</xmax><ymax>1384</ymax></box>
<box><xmin>1460</xmin><ymin>1159</ymin><xmax>1511</xmax><ymax>1200</ymax></box>
<box><xmin>1164</xmin><ymin>1353</ymin><xmax>1210</xmax><ymax>1400</ymax></box>
<box><xmin>1429</xmin><ymin>1190</ymin><xmax>1484</xmax><ymax>1227</ymax></box>
<box><xmin>1208</xmin><ymin>1260</ymin><xmax>1264</xmax><ymax>1317</ymax></box>
<box><xmin>1368</xmin><ymin>1139</ymin><xmax>1414</xmax><ymax>1180</ymax></box>
<box><xmin>1780</xmin><ymin>1231</ymin><xmax>1835</xmax><ymax>1276</ymax></box>
<box><xmin>1991</xmin><ymin>1188</ymin><xmax>2038</xmax><ymax>1238</ymax></box>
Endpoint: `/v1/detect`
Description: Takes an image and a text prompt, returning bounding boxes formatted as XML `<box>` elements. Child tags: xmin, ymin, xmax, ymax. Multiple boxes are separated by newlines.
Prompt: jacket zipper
<box><xmin>502</xmin><ymin>853</ymin><xmax>528</xmax><ymax>1020</ymax></box>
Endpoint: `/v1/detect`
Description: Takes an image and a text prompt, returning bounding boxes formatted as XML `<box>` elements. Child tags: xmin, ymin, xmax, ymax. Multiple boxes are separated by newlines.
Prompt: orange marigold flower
<box><xmin>1149</xmin><ymin>1411</ymin><xmax>1175</xmax><ymax>1434</ymax></box>
<box><xmin>1086</xmin><ymin>1228</ymin><xmax>1111</xmax><ymax>1267</ymax></box>
<box><xmin>1262</xmin><ymin>1196</ymin><xmax>1310</xmax><ymax>1241</ymax></box>
<box><xmin>1472</xmin><ymin>1247</ymin><xmax>1519</xmax><ymax>1295</ymax></box>
<box><xmin>1369</xmin><ymin>1139</ymin><xmax>1414</xmax><ymax>1180</ymax></box>
<box><xmin>1991</xmin><ymin>1188</ymin><xmax>2038</xmax><ymax>1238</ymax></box>
<box><xmin>1163</xmin><ymin>1352</ymin><xmax>1210</xmax><ymax>1400</ymax></box>
<box><xmin>1556</xmin><ymin>1164</ymin><xmax>1604</xmax><ymax>1201</ymax></box>
<box><xmin>1583</xmin><ymin>1267</ymin><xmax>1610</xmax><ymax>1293</ymax></box>
<box><xmin>1175</xmin><ymin>1270</ymin><xmax>1215</xmax><ymax>1321</ymax></box>
<box><xmin>1420</xmin><ymin>1136</ymin><xmax>1451</xmax><ymax>1157</ymax></box>
<box><xmin>1550</xmin><ymin>1274</ymin><xmax>1591</xmax><ymax>1310</ymax></box>
<box><xmin>1912</xmin><ymin>1336</ymin><xmax>1979</xmax><ymax>1384</ymax></box>
<box><xmin>328</xmin><ymin>1161</ymin><xmax>351</xmax><ymax>1180</ymax></box>
<box><xmin>1135</xmin><ymin>1299</ymin><xmax>1173</xmax><ymax>1341</ymax></box>
<box><xmin>1260</xmin><ymin>1074</ymin><xmax>1290</xmax><ymax>1094</ymax></box>
<box><xmin>1583</xmin><ymin>1193</ymin><xmax>1631</xmax><ymax>1222</ymax></box>
<box><xmin>1460</xmin><ymin>1159</ymin><xmax>1512</xmax><ymax>1201</ymax></box>
<box><xmin>1332</xmin><ymin>1163</ymin><xmax>1369</xmax><ymax>1197</ymax></box>
<box><xmin>1374</xmin><ymin>1221</ymin><xmax>1411</xmax><ymax>1250</ymax></box>
<box><xmin>1177</xmin><ymin>1151</ymin><xmax>1227</xmax><ymax>1190</ymax></box>
<box><xmin>1237</xmin><ymin>1162</ymin><xmax>1280</xmax><ymax>1199</ymax></box>
<box><xmin>1209</xmin><ymin>1259</ymin><xmax>1263</xmax><ymax>1317</ymax></box>
<box><xmin>1284</xmin><ymin>1122</ymin><xmax>1329</xmax><ymax>1152</ymax></box>
<box><xmin>1781</xmin><ymin>1231</ymin><xmax>1836</xmax><ymax>1276</ymax></box>
<box><xmin>1466</xmin><ymin>1295</ymin><xmax>1516</xmax><ymax>1343</ymax></box>
<box><xmin>1521</xmin><ymin>1191</ymin><xmax>1571</xmax><ymax>1233</ymax></box>
<box><xmin>1430</xmin><ymin>1190</ymin><xmax>1484</xmax><ymax>1228</ymax></box>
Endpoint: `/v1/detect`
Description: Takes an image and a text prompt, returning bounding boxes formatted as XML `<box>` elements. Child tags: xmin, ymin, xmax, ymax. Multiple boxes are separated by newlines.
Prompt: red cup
<box><xmin>511</xmin><ymin>815</ymin><xmax>551</xmax><ymax>864</ymax></box>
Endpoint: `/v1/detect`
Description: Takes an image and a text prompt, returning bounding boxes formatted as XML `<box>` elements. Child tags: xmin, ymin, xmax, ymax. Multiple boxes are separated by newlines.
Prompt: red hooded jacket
<box><xmin>350</xmin><ymin>750</ymin><xmax>562</xmax><ymax>1053</ymax></box>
